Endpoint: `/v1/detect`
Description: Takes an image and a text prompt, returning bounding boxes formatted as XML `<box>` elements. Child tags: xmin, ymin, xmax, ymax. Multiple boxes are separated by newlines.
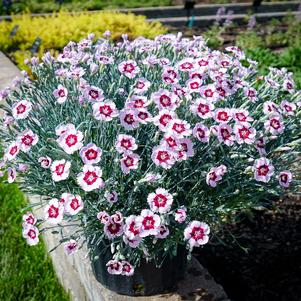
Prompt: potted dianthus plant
<box><xmin>0</xmin><ymin>32</ymin><xmax>300</xmax><ymax>296</ymax></box>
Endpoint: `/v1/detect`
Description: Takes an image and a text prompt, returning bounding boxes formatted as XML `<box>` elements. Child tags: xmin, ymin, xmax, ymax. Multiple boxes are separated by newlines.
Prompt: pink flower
<box><xmin>5</xmin><ymin>142</ymin><xmax>20</xmax><ymax>161</ymax></box>
<box><xmin>234</xmin><ymin>123</ymin><xmax>256</xmax><ymax>144</ymax></box>
<box><xmin>134</xmin><ymin>78</ymin><xmax>151</xmax><ymax>94</ymax></box>
<box><xmin>22</xmin><ymin>224</ymin><xmax>39</xmax><ymax>246</ymax></box>
<box><xmin>22</xmin><ymin>212</ymin><xmax>37</xmax><ymax>226</ymax></box>
<box><xmin>255</xmin><ymin>137</ymin><xmax>267</xmax><ymax>156</ymax></box>
<box><xmin>123</xmin><ymin>235</ymin><xmax>141</xmax><ymax>248</ymax></box>
<box><xmin>216</xmin><ymin>124</ymin><xmax>235</xmax><ymax>146</ymax></box>
<box><xmin>7</xmin><ymin>167</ymin><xmax>17</xmax><ymax>183</ymax></box>
<box><xmin>281</xmin><ymin>100</ymin><xmax>296</xmax><ymax>116</ymax></box>
<box><xmin>153</xmin><ymin>110</ymin><xmax>177</xmax><ymax>132</ymax></box>
<box><xmin>177</xmin><ymin>138</ymin><xmax>194</xmax><ymax>161</ymax></box>
<box><xmin>17</xmin><ymin>130</ymin><xmax>39</xmax><ymax>152</ymax></box>
<box><xmin>111</xmin><ymin>211</ymin><xmax>123</xmax><ymax>223</ymax></box>
<box><xmin>92</xmin><ymin>101</ymin><xmax>118</xmax><ymax>121</ymax></box>
<box><xmin>264</xmin><ymin>115</ymin><xmax>284</xmax><ymax>135</ymax></box>
<box><xmin>214</xmin><ymin>108</ymin><xmax>232</xmax><ymax>123</ymax></box>
<box><xmin>151</xmin><ymin>145</ymin><xmax>176</xmax><ymax>169</ymax></box>
<box><xmin>125</xmin><ymin>95</ymin><xmax>150</xmax><ymax>110</ymax></box>
<box><xmin>97</xmin><ymin>211</ymin><xmax>110</xmax><ymax>224</ymax></box>
<box><xmin>152</xmin><ymin>89</ymin><xmax>178</xmax><ymax>111</ymax></box>
<box><xmin>184</xmin><ymin>221</ymin><xmax>210</xmax><ymax>249</ymax></box>
<box><xmin>104</xmin><ymin>218</ymin><xmax>124</xmax><ymax>239</ymax></box>
<box><xmin>232</xmin><ymin>109</ymin><xmax>253</xmax><ymax>123</ymax></box>
<box><xmin>64</xmin><ymin>194</ymin><xmax>84</xmax><ymax>215</ymax></box>
<box><xmin>190</xmin><ymin>98</ymin><xmax>214</xmax><ymax>119</ymax></box>
<box><xmin>253</xmin><ymin>157</ymin><xmax>274</xmax><ymax>183</ymax></box>
<box><xmin>80</xmin><ymin>143</ymin><xmax>102</xmax><ymax>164</ymax></box>
<box><xmin>193</xmin><ymin>123</ymin><xmax>210</xmax><ymax>143</ymax></box>
<box><xmin>206</xmin><ymin>165</ymin><xmax>227</xmax><ymax>187</ymax></box>
<box><xmin>115</xmin><ymin>135</ymin><xmax>137</xmax><ymax>156</ymax></box>
<box><xmin>18</xmin><ymin>164</ymin><xmax>28</xmax><ymax>173</ymax></box>
<box><xmin>44</xmin><ymin>198</ymin><xmax>64</xmax><ymax>224</ymax></box>
<box><xmin>77</xmin><ymin>165</ymin><xmax>104</xmax><ymax>192</ymax></box>
<box><xmin>278</xmin><ymin>171</ymin><xmax>292</xmax><ymax>188</ymax></box>
<box><xmin>64</xmin><ymin>239</ymin><xmax>78</xmax><ymax>255</ymax></box>
<box><xmin>119</xmin><ymin>109</ymin><xmax>140</xmax><ymax>130</ymax></box>
<box><xmin>186</xmin><ymin>78</ymin><xmax>202</xmax><ymax>93</ymax></box>
<box><xmin>263</xmin><ymin>101</ymin><xmax>281</xmax><ymax>115</ymax></box>
<box><xmin>244</xmin><ymin>87</ymin><xmax>257</xmax><ymax>102</ymax></box>
<box><xmin>53</xmin><ymin>85</ymin><xmax>68</xmax><ymax>104</ymax></box>
<box><xmin>106</xmin><ymin>260</ymin><xmax>122</xmax><ymax>275</ymax></box>
<box><xmin>57</xmin><ymin>128</ymin><xmax>84</xmax><ymax>154</ymax></box>
<box><xmin>176</xmin><ymin>58</ymin><xmax>195</xmax><ymax>72</ymax></box>
<box><xmin>118</xmin><ymin>60</ymin><xmax>140</xmax><ymax>78</ymax></box>
<box><xmin>124</xmin><ymin>215</ymin><xmax>142</xmax><ymax>239</ymax></box>
<box><xmin>120</xmin><ymin>153</ymin><xmax>140</xmax><ymax>174</ymax></box>
<box><xmin>162</xmin><ymin>67</ymin><xmax>179</xmax><ymax>84</ymax></box>
<box><xmin>38</xmin><ymin>156</ymin><xmax>52</xmax><ymax>168</ymax></box>
<box><xmin>51</xmin><ymin>159</ymin><xmax>71</xmax><ymax>182</ymax></box>
<box><xmin>121</xmin><ymin>261</ymin><xmax>135</xmax><ymax>276</ymax></box>
<box><xmin>136</xmin><ymin>109</ymin><xmax>152</xmax><ymax>124</ymax></box>
<box><xmin>84</xmin><ymin>85</ymin><xmax>104</xmax><ymax>102</ymax></box>
<box><xmin>105</xmin><ymin>191</ymin><xmax>118</xmax><ymax>203</ymax></box>
<box><xmin>12</xmin><ymin>100</ymin><xmax>32</xmax><ymax>119</ymax></box>
<box><xmin>167</xmin><ymin>119</ymin><xmax>192</xmax><ymax>138</ymax></box>
<box><xmin>147</xmin><ymin>188</ymin><xmax>173</xmax><ymax>214</ymax></box>
<box><xmin>138</xmin><ymin>209</ymin><xmax>161</xmax><ymax>237</ymax></box>
<box><xmin>283</xmin><ymin>79</ymin><xmax>294</xmax><ymax>93</ymax></box>
<box><xmin>156</xmin><ymin>225</ymin><xmax>170</xmax><ymax>239</ymax></box>
<box><xmin>199</xmin><ymin>84</ymin><xmax>219</xmax><ymax>102</ymax></box>
<box><xmin>175</xmin><ymin>208</ymin><xmax>187</xmax><ymax>223</ymax></box>
<box><xmin>138</xmin><ymin>173</ymin><xmax>162</xmax><ymax>184</ymax></box>
<box><xmin>55</xmin><ymin>123</ymin><xmax>75</xmax><ymax>136</ymax></box>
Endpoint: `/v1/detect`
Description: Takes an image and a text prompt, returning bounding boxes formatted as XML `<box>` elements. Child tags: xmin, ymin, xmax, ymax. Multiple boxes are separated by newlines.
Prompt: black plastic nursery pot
<box><xmin>91</xmin><ymin>243</ymin><xmax>188</xmax><ymax>296</ymax></box>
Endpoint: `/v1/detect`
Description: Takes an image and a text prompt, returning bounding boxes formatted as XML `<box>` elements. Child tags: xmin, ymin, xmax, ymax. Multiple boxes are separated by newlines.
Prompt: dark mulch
<box><xmin>195</xmin><ymin>196</ymin><xmax>301</xmax><ymax>301</ymax></box>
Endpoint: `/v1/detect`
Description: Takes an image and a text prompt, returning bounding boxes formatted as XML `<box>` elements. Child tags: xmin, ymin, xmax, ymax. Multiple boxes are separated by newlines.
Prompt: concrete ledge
<box><xmin>0</xmin><ymin>52</ymin><xmax>20</xmax><ymax>90</ymax></box>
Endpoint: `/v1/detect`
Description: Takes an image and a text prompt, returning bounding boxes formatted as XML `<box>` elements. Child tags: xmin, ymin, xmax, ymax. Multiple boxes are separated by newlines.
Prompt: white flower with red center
<box><xmin>162</xmin><ymin>67</ymin><xmax>179</xmax><ymax>84</ymax></box>
<box><xmin>17</xmin><ymin>129</ymin><xmax>39</xmax><ymax>152</ymax></box>
<box><xmin>278</xmin><ymin>171</ymin><xmax>293</xmax><ymax>188</ymax></box>
<box><xmin>176</xmin><ymin>58</ymin><xmax>195</xmax><ymax>72</ymax></box>
<box><xmin>263</xmin><ymin>101</ymin><xmax>281</xmax><ymax>115</ymax></box>
<box><xmin>151</xmin><ymin>145</ymin><xmax>176</xmax><ymax>169</ymax></box>
<box><xmin>123</xmin><ymin>235</ymin><xmax>142</xmax><ymax>248</ymax></box>
<box><xmin>38</xmin><ymin>156</ymin><xmax>52</xmax><ymax>168</ymax></box>
<box><xmin>118</xmin><ymin>60</ymin><xmax>140</xmax><ymax>78</ymax></box>
<box><xmin>119</xmin><ymin>109</ymin><xmax>140</xmax><ymax>131</ymax></box>
<box><xmin>281</xmin><ymin>100</ymin><xmax>296</xmax><ymax>116</ymax></box>
<box><xmin>51</xmin><ymin>159</ymin><xmax>71</xmax><ymax>182</ymax></box>
<box><xmin>97</xmin><ymin>211</ymin><xmax>110</xmax><ymax>224</ymax></box>
<box><xmin>111</xmin><ymin>211</ymin><xmax>123</xmax><ymax>224</ymax></box>
<box><xmin>161</xmin><ymin>135</ymin><xmax>179</xmax><ymax>150</ymax></box>
<box><xmin>80</xmin><ymin>143</ymin><xmax>102</xmax><ymax>164</ymax></box>
<box><xmin>244</xmin><ymin>87</ymin><xmax>258</xmax><ymax>102</ymax></box>
<box><xmin>206</xmin><ymin>165</ymin><xmax>227</xmax><ymax>187</ymax></box>
<box><xmin>214</xmin><ymin>108</ymin><xmax>232</xmax><ymax>123</ymax></box>
<box><xmin>232</xmin><ymin>109</ymin><xmax>253</xmax><ymax>123</ymax></box>
<box><xmin>189</xmin><ymin>70</ymin><xmax>205</xmax><ymax>80</ymax></box>
<box><xmin>283</xmin><ymin>79</ymin><xmax>294</xmax><ymax>93</ymax></box>
<box><xmin>115</xmin><ymin>134</ymin><xmax>138</xmax><ymax>154</ymax></box>
<box><xmin>77</xmin><ymin>165</ymin><xmax>104</xmax><ymax>192</ymax></box>
<box><xmin>216</xmin><ymin>124</ymin><xmax>235</xmax><ymax>146</ymax></box>
<box><xmin>200</xmin><ymin>84</ymin><xmax>219</xmax><ymax>102</ymax></box>
<box><xmin>106</xmin><ymin>260</ymin><xmax>122</xmax><ymax>275</ymax></box>
<box><xmin>124</xmin><ymin>215</ymin><xmax>142</xmax><ymax>239</ymax></box>
<box><xmin>120</xmin><ymin>261</ymin><xmax>135</xmax><ymax>276</ymax></box>
<box><xmin>138</xmin><ymin>172</ymin><xmax>162</xmax><ymax>184</ymax></box>
<box><xmin>22</xmin><ymin>224</ymin><xmax>39</xmax><ymax>246</ymax></box>
<box><xmin>253</xmin><ymin>157</ymin><xmax>274</xmax><ymax>183</ymax></box>
<box><xmin>153</xmin><ymin>110</ymin><xmax>177</xmax><ymax>132</ymax></box>
<box><xmin>193</xmin><ymin>123</ymin><xmax>210</xmax><ymax>143</ymax></box>
<box><xmin>184</xmin><ymin>221</ymin><xmax>210</xmax><ymax>249</ymax></box>
<box><xmin>18</xmin><ymin>163</ymin><xmax>28</xmax><ymax>172</ymax></box>
<box><xmin>22</xmin><ymin>212</ymin><xmax>37</xmax><ymax>226</ymax></box>
<box><xmin>167</xmin><ymin>119</ymin><xmax>192</xmax><ymax>138</ymax></box>
<box><xmin>104</xmin><ymin>218</ymin><xmax>124</xmax><ymax>239</ymax></box>
<box><xmin>264</xmin><ymin>115</ymin><xmax>284</xmax><ymax>135</ymax></box>
<box><xmin>85</xmin><ymin>85</ymin><xmax>104</xmax><ymax>102</ymax></box>
<box><xmin>120</xmin><ymin>153</ymin><xmax>140</xmax><ymax>174</ymax></box>
<box><xmin>177</xmin><ymin>138</ymin><xmax>195</xmax><ymax>161</ymax></box>
<box><xmin>7</xmin><ymin>167</ymin><xmax>17</xmax><ymax>183</ymax></box>
<box><xmin>53</xmin><ymin>85</ymin><xmax>68</xmax><ymax>104</ymax></box>
<box><xmin>196</xmin><ymin>57</ymin><xmax>209</xmax><ymax>69</ymax></box>
<box><xmin>44</xmin><ymin>198</ymin><xmax>64</xmax><ymax>224</ymax></box>
<box><xmin>134</xmin><ymin>78</ymin><xmax>151</xmax><ymax>94</ymax></box>
<box><xmin>175</xmin><ymin>208</ymin><xmax>187</xmax><ymax>223</ymax></box>
<box><xmin>147</xmin><ymin>188</ymin><xmax>173</xmax><ymax>214</ymax></box>
<box><xmin>234</xmin><ymin>123</ymin><xmax>256</xmax><ymax>144</ymax></box>
<box><xmin>138</xmin><ymin>209</ymin><xmax>161</xmax><ymax>237</ymax></box>
<box><xmin>125</xmin><ymin>95</ymin><xmax>150</xmax><ymax>110</ymax></box>
<box><xmin>64</xmin><ymin>194</ymin><xmax>84</xmax><ymax>215</ymax></box>
<box><xmin>5</xmin><ymin>142</ymin><xmax>20</xmax><ymax>161</ymax></box>
<box><xmin>136</xmin><ymin>109</ymin><xmax>152</xmax><ymax>124</ymax></box>
<box><xmin>152</xmin><ymin>89</ymin><xmax>178</xmax><ymax>111</ymax></box>
<box><xmin>64</xmin><ymin>240</ymin><xmax>78</xmax><ymax>255</ymax></box>
<box><xmin>156</xmin><ymin>225</ymin><xmax>170</xmax><ymax>239</ymax></box>
<box><xmin>12</xmin><ymin>100</ymin><xmax>32</xmax><ymax>119</ymax></box>
<box><xmin>105</xmin><ymin>191</ymin><xmax>118</xmax><ymax>203</ymax></box>
<box><xmin>92</xmin><ymin>101</ymin><xmax>119</xmax><ymax>121</ymax></box>
<box><xmin>57</xmin><ymin>128</ymin><xmax>84</xmax><ymax>154</ymax></box>
<box><xmin>255</xmin><ymin>137</ymin><xmax>267</xmax><ymax>156</ymax></box>
<box><xmin>186</xmin><ymin>78</ymin><xmax>202</xmax><ymax>93</ymax></box>
<box><xmin>173</xmin><ymin>84</ymin><xmax>188</xmax><ymax>100</ymax></box>
<box><xmin>190</xmin><ymin>98</ymin><xmax>214</xmax><ymax>119</ymax></box>
<box><xmin>55</xmin><ymin>123</ymin><xmax>75</xmax><ymax>136</ymax></box>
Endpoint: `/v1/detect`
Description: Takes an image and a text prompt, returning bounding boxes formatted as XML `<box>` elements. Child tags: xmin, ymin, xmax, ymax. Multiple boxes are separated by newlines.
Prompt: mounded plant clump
<box><xmin>0</xmin><ymin>32</ymin><xmax>300</xmax><ymax>276</ymax></box>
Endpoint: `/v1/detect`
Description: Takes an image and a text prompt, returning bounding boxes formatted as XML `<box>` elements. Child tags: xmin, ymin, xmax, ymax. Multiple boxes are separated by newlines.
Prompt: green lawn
<box><xmin>0</xmin><ymin>180</ymin><xmax>69</xmax><ymax>301</ymax></box>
